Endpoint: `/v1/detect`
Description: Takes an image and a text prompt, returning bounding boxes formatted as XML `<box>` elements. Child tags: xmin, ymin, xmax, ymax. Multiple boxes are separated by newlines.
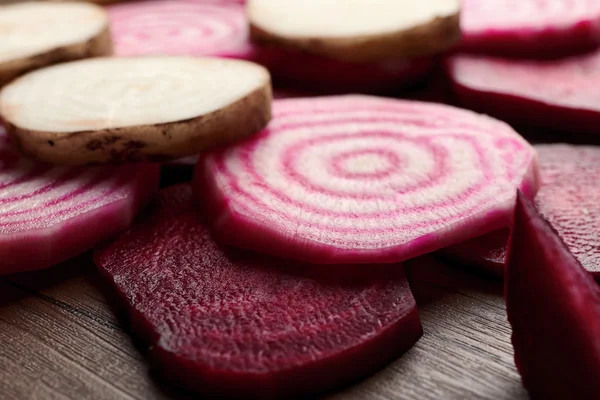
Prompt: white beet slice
<box><xmin>247</xmin><ymin>0</ymin><xmax>461</xmax><ymax>62</ymax></box>
<box><xmin>196</xmin><ymin>95</ymin><xmax>540</xmax><ymax>264</ymax></box>
<box><xmin>0</xmin><ymin>2</ymin><xmax>112</xmax><ymax>88</ymax></box>
<box><xmin>0</xmin><ymin>56</ymin><xmax>272</xmax><ymax>165</ymax></box>
<box><xmin>0</xmin><ymin>125</ymin><xmax>159</xmax><ymax>274</ymax></box>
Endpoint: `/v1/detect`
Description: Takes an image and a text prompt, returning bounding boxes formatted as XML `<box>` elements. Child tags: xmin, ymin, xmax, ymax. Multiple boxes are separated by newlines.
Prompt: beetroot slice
<box><xmin>506</xmin><ymin>192</ymin><xmax>600</xmax><ymax>399</ymax></box>
<box><xmin>108</xmin><ymin>0</ymin><xmax>274</xmax><ymax>64</ymax></box>
<box><xmin>0</xmin><ymin>127</ymin><xmax>159</xmax><ymax>274</ymax></box>
<box><xmin>447</xmin><ymin>51</ymin><xmax>600</xmax><ymax>135</ymax></box>
<box><xmin>196</xmin><ymin>95</ymin><xmax>539</xmax><ymax>264</ymax></box>
<box><xmin>93</xmin><ymin>184</ymin><xmax>422</xmax><ymax>399</ymax></box>
<box><xmin>460</xmin><ymin>0</ymin><xmax>600</xmax><ymax>58</ymax></box>
<box><xmin>443</xmin><ymin>144</ymin><xmax>600</xmax><ymax>279</ymax></box>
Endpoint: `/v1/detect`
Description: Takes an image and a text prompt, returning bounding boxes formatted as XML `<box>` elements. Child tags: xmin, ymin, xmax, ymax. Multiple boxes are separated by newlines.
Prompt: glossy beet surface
<box><xmin>94</xmin><ymin>185</ymin><xmax>422</xmax><ymax>399</ymax></box>
<box><xmin>506</xmin><ymin>192</ymin><xmax>600</xmax><ymax>399</ymax></box>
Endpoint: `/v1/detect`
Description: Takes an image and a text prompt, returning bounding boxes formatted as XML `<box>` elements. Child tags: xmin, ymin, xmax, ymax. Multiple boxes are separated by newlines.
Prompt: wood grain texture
<box><xmin>0</xmin><ymin>253</ymin><xmax>528</xmax><ymax>400</ymax></box>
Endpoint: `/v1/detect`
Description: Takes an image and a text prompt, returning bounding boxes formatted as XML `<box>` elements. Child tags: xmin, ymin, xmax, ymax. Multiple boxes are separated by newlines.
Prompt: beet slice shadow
<box><xmin>94</xmin><ymin>184</ymin><xmax>422</xmax><ymax>399</ymax></box>
<box><xmin>506</xmin><ymin>192</ymin><xmax>600</xmax><ymax>399</ymax></box>
<box><xmin>442</xmin><ymin>144</ymin><xmax>600</xmax><ymax>279</ymax></box>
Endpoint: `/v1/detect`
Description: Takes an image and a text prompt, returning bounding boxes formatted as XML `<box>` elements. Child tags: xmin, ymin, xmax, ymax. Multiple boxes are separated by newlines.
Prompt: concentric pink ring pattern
<box><xmin>108</xmin><ymin>0</ymin><xmax>255</xmax><ymax>59</ymax></box>
<box><xmin>0</xmin><ymin>126</ymin><xmax>159</xmax><ymax>273</ymax></box>
<box><xmin>198</xmin><ymin>95</ymin><xmax>540</xmax><ymax>264</ymax></box>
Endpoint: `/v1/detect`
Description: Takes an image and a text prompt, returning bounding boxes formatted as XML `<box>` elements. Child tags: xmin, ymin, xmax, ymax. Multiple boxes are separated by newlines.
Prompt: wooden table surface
<box><xmin>0</xmin><ymin>252</ymin><xmax>529</xmax><ymax>400</ymax></box>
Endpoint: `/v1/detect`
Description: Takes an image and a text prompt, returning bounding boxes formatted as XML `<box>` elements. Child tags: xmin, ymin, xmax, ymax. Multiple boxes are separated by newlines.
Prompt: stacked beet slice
<box><xmin>2</xmin><ymin>0</ymin><xmax>600</xmax><ymax>399</ymax></box>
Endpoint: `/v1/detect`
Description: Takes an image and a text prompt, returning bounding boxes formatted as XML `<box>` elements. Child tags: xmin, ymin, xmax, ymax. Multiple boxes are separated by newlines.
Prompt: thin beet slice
<box><xmin>0</xmin><ymin>126</ymin><xmax>159</xmax><ymax>274</ymax></box>
<box><xmin>94</xmin><ymin>184</ymin><xmax>422</xmax><ymax>399</ymax></box>
<box><xmin>108</xmin><ymin>0</ymin><xmax>272</xmax><ymax>63</ymax></box>
<box><xmin>506</xmin><ymin>192</ymin><xmax>600</xmax><ymax>399</ymax></box>
<box><xmin>447</xmin><ymin>51</ymin><xmax>600</xmax><ymax>135</ymax></box>
<box><xmin>443</xmin><ymin>144</ymin><xmax>600</xmax><ymax>279</ymax></box>
<box><xmin>197</xmin><ymin>95</ymin><xmax>539</xmax><ymax>264</ymax></box>
<box><xmin>0</xmin><ymin>2</ymin><xmax>112</xmax><ymax>88</ymax></box>
<box><xmin>460</xmin><ymin>0</ymin><xmax>600</xmax><ymax>58</ymax></box>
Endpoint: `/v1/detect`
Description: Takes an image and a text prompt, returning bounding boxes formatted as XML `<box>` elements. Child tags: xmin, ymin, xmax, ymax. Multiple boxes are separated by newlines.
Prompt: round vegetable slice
<box><xmin>248</xmin><ymin>0</ymin><xmax>461</xmax><ymax>62</ymax></box>
<box><xmin>108</xmin><ymin>0</ymin><xmax>266</xmax><ymax>61</ymax></box>
<box><xmin>196</xmin><ymin>95</ymin><xmax>539</xmax><ymax>264</ymax></box>
<box><xmin>460</xmin><ymin>0</ymin><xmax>600</xmax><ymax>58</ymax></box>
<box><xmin>0</xmin><ymin>56</ymin><xmax>271</xmax><ymax>165</ymax></box>
<box><xmin>0</xmin><ymin>1</ymin><xmax>112</xmax><ymax>88</ymax></box>
<box><xmin>443</xmin><ymin>144</ymin><xmax>600</xmax><ymax>279</ymax></box>
<box><xmin>447</xmin><ymin>51</ymin><xmax>600</xmax><ymax>135</ymax></box>
<box><xmin>0</xmin><ymin>126</ymin><xmax>159</xmax><ymax>275</ymax></box>
<box><xmin>94</xmin><ymin>184</ymin><xmax>422</xmax><ymax>398</ymax></box>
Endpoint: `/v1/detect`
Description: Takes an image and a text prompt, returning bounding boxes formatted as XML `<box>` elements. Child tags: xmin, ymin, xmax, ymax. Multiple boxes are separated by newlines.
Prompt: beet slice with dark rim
<box><xmin>93</xmin><ymin>184</ymin><xmax>422</xmax><ymax>399</ymax></box>
<box><xmin>506</xmin><ymin>192</ymin><xmax>600</xmax><ymax>399</ymax></box>
<box><xmin>442</xmin><ymin>144</ymin><xmax>600</xmax><ymax>279</ymax></box>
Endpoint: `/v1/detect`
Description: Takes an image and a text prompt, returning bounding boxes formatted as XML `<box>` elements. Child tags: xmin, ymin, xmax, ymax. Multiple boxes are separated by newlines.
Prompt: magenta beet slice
<box><xmin>196</xmin><ymin>95</ymin><xmax>539</xmax><ymax>264</ymax></box>
<box><xmin>108</xmin><ymin>0</ymin><xmax>273</xmax><ymax>63</ymax></box>
<box><xmin>506</xmin><ymin>192</ymin><xmax>600</xmax><ymax>399</ymax></box>
<box><xmin>0</xmin><ymin>127</ymin><xmax>159</xmax><ymax>274</ymax></box>
<box><xmin>447</xmin><ymin>50</ymin><xmax>600</xmax><ymax>135</ymax></box>
<box><xmin>94</xmin><ymin>184</ymin><xmax>422</xmax><ymax>398</ymax></box>
<box><xmin>460</xmin><ymin>0</ymin><xmax>600</xmax><ymax>58</ymax></box>
<box><xmin>443</xmin><ymin>144</ymin><xmax>600</xmax><ymax>279</ymax></box>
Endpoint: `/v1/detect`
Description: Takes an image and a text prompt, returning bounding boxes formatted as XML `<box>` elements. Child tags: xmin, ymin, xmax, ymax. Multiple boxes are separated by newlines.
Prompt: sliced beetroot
<box><xmin>460</xmin><ymin>0</ymin><xmax>600</xmax><ymax>58</ymax></box>
<box><xmin>0</xmin><ymin>126</ymin><xmax>159</xmax><ymax>274</ymax></box>
<box><xmin>93</xmin><ymin>184</ymin><xmax>422</xmax><ymax>398</ymax></box>
<box><xmin>506</xmin><ymin>192</ymin><xmax>600</xmax><ymax>399</ymax></box>
<box><xmin>196</xmin><ymin>95</ymin><xmax>539</xmax><ymax>264</ymax></box>
<box><xmin>443</xmin><ymin>144</ymin><xmax>600</xmax><ymax>279</ymax></box>
<box><xmin>108</xmin><ymin>0</ymin><xmax>272</xmax><ymax>63</ymax></box>
<box><xmin>447</xmin><ymin>50</ymin><xmax>600</xmax><ymax>135</ymax></box>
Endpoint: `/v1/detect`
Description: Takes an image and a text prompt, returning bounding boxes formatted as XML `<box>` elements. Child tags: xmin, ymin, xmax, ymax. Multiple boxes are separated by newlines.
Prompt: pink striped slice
<box><xmin>108</xmin><ymin>0</ymin><xmax>266</xmax><ymax>61</ymax></box>
<box><xmin>460</xmin><ymin>0</ymin><xmax>600</xmax><ymax>57</ymax></box>
<box><xmin>0</xmin><ymin>126</ymin><xmax>159</xmax><ymax>274</ymax></box>
<box><xmin>196</xmin><ymin>95</ymin><xmax>540</xmax><ymax>264</ymax></box>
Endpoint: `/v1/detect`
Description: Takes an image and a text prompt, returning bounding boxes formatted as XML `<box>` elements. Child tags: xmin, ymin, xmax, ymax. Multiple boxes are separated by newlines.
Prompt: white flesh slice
<box><xmin>248</xmin><ymin>0</ymin><xmax>461</xmax><ymax>62</ymax></box>
<box><xmin>0</xmin><ymin>2</ymin><xmax>111</xmax><ymax>86</ymax></box>
<box><xmin>0</xmin><ymin>56</ymin><xmax>272</xmax><ymax>165</ymax></box>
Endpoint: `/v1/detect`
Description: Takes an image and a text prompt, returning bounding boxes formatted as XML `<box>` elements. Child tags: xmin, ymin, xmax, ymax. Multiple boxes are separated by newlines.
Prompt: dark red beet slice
<box><xmin>94</xmin><ymin>184</ymin><xmax>422</xmax><ymax>399</ymax></box>
<box><xmin>443</xmin><ymin>144</ymin><xmax>600</xmax><ymax>279</ymax></box>
<box><xmin>460</xmin><ymin>0</ymin><xmax>600</xmax><ymax>58</ymax></box>
<box><xmin>447</xmin><ymin>50</ymin><xmax>600</xmax><ymax>135</ymax></box>
<box><xmin>506</xmin><ymin>192</ymin><xmax>600</xmax><ymax>399</ymax></box>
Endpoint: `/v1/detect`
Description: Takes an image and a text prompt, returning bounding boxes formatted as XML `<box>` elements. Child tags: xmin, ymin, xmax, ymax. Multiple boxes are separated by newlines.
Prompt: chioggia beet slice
<box><xmin>506</xmin><ymin>192</ymin><xmax>600</xmax><ymax>399</ymax></box>
<box><xmin>0</xmin><ymin>126</ymin><xmax>159</xmax><ymax>275</ymax></box>
<box><xmin>93</xmin><ymin>184</ymin><xmax>422</xmax><ymax>399</ymax></box>
<box><xmin>0</xmin><ymin>56</ymin><xmax>271</xmax><ymax>165</ymax></box>
<box><xmin>196</xmin><ymin>95</ymin><xmax>540</xmax><ymax>264</ymax></box>
<box><xmin>108</xmin><ymin>0</ymin><xmax>273</xmax><ymax>64</ymax></box>
<box><xmin>460</xmin><ymin>0</ymin><xmax>600</xmax><ymax>58</ymax></box>
<box><xmin>447</xmin><ymin>50</ymin><xmax>600</xmax><ymax>135</ymax></box>
<box><xmin>443</xmin><ymin>144</ymin><xmax>600</xmax><ymax>279</ymax></box>
<box><xmin>0</xmin><ymin>1</ymin><xmax>112</xmax><ymax>88</ymax></box>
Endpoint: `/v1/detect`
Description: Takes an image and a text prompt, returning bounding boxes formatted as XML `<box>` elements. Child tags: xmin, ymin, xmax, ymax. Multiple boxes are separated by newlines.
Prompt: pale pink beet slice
<box><xmin>94</xmin><ymin>184</ymin><xmax>422</xmax><ymax>398</ymax></box>
<box><xmin>196</xmin><ymin>95</ymin><xmax>540</xmax><ymax>264</ymax></box>
<box><xmin>443</xmin><ymin>144</ymin><xmax>600</xmax><ymax>279</ymax></box>
<box><xmin>108</xmin><ymin>0</ymin><xmax>273</xmax><ymax>63</ymax></box>
<box><xmin>0</xmin><ymin>126</ymin><xmax>160</xmax><ymax>274</ymax></box>
<box><xmin>506</xmin><ymin>192</ymin><xmax>600</xmax><ymax>399</ymax></box>
<box><xmin>460</xmin><ymin>0</ymin><xmax>600</xmax><ymax>58</ymax></box>
<box><xmin>447</xmin><ymin>50</ymin><xmax>600</xmax><ymax>135</ymax></box>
